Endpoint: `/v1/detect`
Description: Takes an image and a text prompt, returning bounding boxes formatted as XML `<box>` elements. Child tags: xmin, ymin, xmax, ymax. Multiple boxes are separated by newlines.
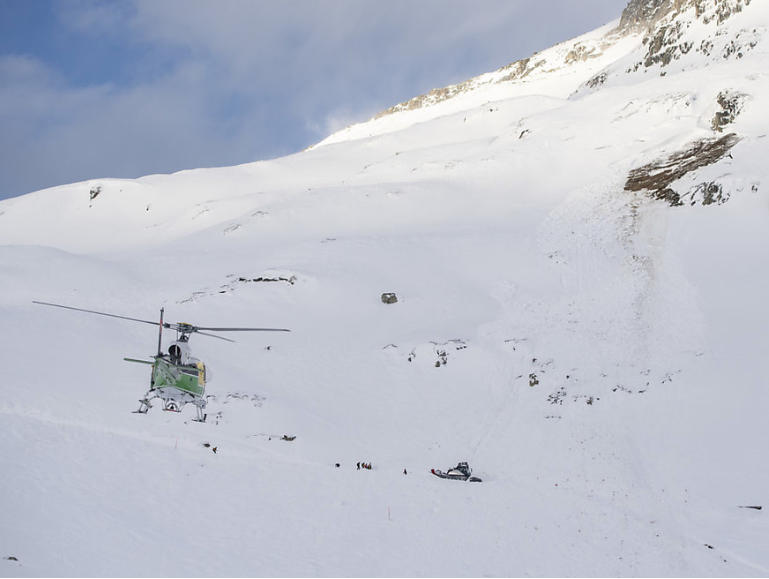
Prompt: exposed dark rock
<box><xmin>619</xmin><ymin>0</ymin><xmax>680</xmax><ymax>33</ymax></box>
<box><xmin>713</xmin><ymin>0</ymin><xmax>750</xmax><ymax>25</ymax></box>
<box><xmin>643</xmin><ymin>21</ymin><xmax>692</xmax><ymax>67</ymax></box>
<box><xmin>248</xmin><ymin>275</ymin><xmax>296</xmax><ymax>285</ymax></box>
<box><xmin>565</xmin><ymin>44</ymin><xmax>600</xmax><ymax>64</ymax></box>
<box><xmin>586</xmin><ymin>72</ymin><xmax>608</xmax><ymax>89</ymax></box>
<box><xmin>375</xmin><ymin>82</ymin><xmax>473</xmax><ymax>118</ymax></box>
<box><xmin>498</xmin><ymin>57</ymin><xmax>545</xmax><ymax>83</ymax></box>
<box><xmin>624</xmin><ymin>133</ymin><xmax>740</xmax><ymax>205</ymax></box>
<box><xmin>693</xmin><ymin>181</ymin><xmax>728</xmax><ymax>205</ymax></box>
<box><xmin>654</xmin><ymin>188</ymin><xmax>683</xmax><ymax>206</ymax></box>
<box><xmin>620</xmin><ymin>0</ymin><xmax>752</xmax><ymax>33</ymax></box>
<box><xmin>712</xmin><ymin>91</ymin><xmax>745</xmax><ymax>132</ymax></box>
<box><xmin>406</xmin><ymin>340</ymin><xmax>467</xmax><ymax>367</ymax></box>
<box><xmin>548</xmin><ymin>387</ymin><xmax>567</xmax><ymax>405</ymax></box>
<box><xmin>381</xmin><ymin>292</ymin><xmax>398</xmax><ymax>304</ymax></box>
<box><xmin>212</xmin><ymin>274</ymin><xmax>298</xmax><ymax>297</ymax></box>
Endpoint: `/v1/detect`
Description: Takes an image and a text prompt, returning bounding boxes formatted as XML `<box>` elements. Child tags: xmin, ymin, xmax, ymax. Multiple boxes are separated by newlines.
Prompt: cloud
<box><xmin>0</xmin><ymin>52</ymin><xmax>245</xmax><ymax>197</ymax></box>
<box><xmin>0</xmin><ymin>0</ymin><xmax>630</xmax><ymax>199</ymax></box>
<box><xmin>127</xmin><ymin>1</ymin><xmax>529</xmax><ymax>110</ymax></box>
<box><xmin>55</xmin><ymin>0</ymin><xmax>133</xmax><ymax>35</ymax></box>
<box><xmin>0</xmin><ymin>55</ymin><xmax>110</xmax><ymax>193</ymax></box>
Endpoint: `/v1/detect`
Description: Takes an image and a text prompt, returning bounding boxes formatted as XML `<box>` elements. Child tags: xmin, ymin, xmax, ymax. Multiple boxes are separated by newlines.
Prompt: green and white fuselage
<box><xmin>126</xmin><ymin>337</ymin><xmax>209</xmax><ymax>420</ymax></box>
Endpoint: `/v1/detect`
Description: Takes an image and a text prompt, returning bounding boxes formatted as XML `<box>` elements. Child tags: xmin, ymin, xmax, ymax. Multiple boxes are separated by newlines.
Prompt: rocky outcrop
<box><xmin>619</xmin><ymin>0</ymin><xmax>752</xmax><ymax>33</ymax></box>
<box><xmin>621</xmin><ymin>0</ymin><xmax>756</xmax><ymax>73</ymax></box>
<box><xmin>619</xmin><ymin>0</ymin><xmax>683</xmax><ymax>33</ymax></box>
<box><xmin>711</xmin><ymin>91</ymin><xmax>746</xmax><ymax>132</ymax></box>
<box><xmin>624</xmin><ymin>133</ymin><xmax>740</xmax><ymax>205</ymax></box>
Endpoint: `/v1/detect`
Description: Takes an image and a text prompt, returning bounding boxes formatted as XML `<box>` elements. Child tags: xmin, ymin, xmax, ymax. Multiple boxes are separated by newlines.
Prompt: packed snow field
<box><xmin>1</xmin><ymin>0</ymin><xmax>768</xmax><ymax>576</ymax></box>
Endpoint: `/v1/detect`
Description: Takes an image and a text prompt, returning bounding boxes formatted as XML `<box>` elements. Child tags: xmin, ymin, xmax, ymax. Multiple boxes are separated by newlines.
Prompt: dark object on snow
<box><xmin>281</xmin><ymin>435</ymin><xmax>296</xmax><ymax>441</ymax></box>
<box><xmin>739</xmin><ymin>505</ymin><xmax>762</xmax><ymax>510</ymax></box>
<box><xmin>381</xmin><ymin>293</ymin><xmax>398</xmax><ymax>304</ymax></box>
<box><xmin>431</xmin><ymin>461</ymin><xmax>482</xmax><ymax>482</ymax></box>
<box><xmin>335</xmin><ymin>463</ymin><xmax>340</xmax><ymax>468</ymax></box>
<box><xmin>212</xmin><ymin>447</ymin><xmax>217</xmax><ymax>454</ymax></box>
<box><xmin>404</xmin><ymin>468</ymin><xmax>408</xmax><ymax>475</ymax></box>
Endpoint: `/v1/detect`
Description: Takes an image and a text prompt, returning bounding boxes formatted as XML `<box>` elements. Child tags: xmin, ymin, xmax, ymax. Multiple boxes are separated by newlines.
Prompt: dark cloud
<box><xmin>0</xmin><ymin>0</ymin><xmax>629</xmax><ymax>200</ymax></box>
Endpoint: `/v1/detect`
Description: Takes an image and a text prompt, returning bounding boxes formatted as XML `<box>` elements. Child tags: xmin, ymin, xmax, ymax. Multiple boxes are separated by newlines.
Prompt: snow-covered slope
<box><xmin>1</xmin><ymin>0</ymin><xmax>768</xmax><ymax>576</ymax></box>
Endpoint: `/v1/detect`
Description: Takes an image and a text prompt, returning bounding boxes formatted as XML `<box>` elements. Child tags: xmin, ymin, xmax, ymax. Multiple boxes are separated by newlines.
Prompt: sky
<box><xmin>0</xmin><ymin>0</ymin><xmax>631</xmax><ymax>201</ymax></box>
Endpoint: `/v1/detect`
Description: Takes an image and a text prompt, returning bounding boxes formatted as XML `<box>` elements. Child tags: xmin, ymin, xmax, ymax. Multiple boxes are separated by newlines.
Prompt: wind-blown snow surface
<box><xmin>1</xmin><ymin>2</ymin><xmax>768</xmax><ymax>576</ymax></box>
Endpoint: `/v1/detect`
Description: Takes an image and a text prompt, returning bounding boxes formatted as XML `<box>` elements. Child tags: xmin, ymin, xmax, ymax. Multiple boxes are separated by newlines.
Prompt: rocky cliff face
<box><xmin>620</xmin><ymin>0</ymin><xmax>752</xmax><ymax>32</ymax></box>
<box><xmin>618</xmin><ymin>0</ymin><xmax>756</xmax><ymax>72</ymax></box>
<box><xmin>619</xmin><ymin>0</ymin><xmax>683</xmax><ymax>32</ymax></box>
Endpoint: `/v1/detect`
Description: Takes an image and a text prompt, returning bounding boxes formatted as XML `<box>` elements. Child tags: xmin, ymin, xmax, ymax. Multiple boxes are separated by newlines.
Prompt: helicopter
<box><xmin>33</xmin><ymin>301</ymin><xmax>289</xmax><ymax>422</ymax></box>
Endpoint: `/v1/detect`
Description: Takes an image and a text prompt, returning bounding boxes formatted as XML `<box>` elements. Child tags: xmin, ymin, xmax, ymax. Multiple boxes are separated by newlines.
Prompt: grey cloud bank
<box><xmin>0</xmin><ymin>0</ymin><xmax>629</xmax><ymax>200</ymax></box>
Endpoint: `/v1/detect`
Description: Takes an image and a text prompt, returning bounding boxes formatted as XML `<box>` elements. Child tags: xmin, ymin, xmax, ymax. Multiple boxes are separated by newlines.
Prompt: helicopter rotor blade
<box><xmin>194</xmin><ymin>331</ymin><xmax>237</xmax><ymax>342</ymax></box>
<box><xmin>34</xmin><ymin>301</ymin><xmax>291</xmax><ymax>337</ymax></box>
<box><xmin>33</xmin><ymin>301</ymin><xmax>160</xmax><ymax>326</ymax></box>
<box><xmin>195</xmin><ymin>327</ymin><xmax>291</xmax><ymax>332</ymax></box>
<box><xmin>165</xmin><ymin>321</ymin><xmax>290</xmax><ymax>334</ymax></box>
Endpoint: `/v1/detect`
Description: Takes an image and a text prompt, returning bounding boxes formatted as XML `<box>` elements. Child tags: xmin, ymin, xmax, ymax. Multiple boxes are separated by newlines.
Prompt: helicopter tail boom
<box><xmin>124</xmin><ymin>358</ymin><xmax>155</xmax><ymax>366</ymax></box>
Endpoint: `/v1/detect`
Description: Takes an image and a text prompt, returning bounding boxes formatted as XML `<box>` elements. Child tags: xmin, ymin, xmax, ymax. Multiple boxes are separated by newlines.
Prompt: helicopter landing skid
<box><xmin>191</xmin><ymin>400</ymin><xmax>207</xmax><ymax>423</ymax></box>
<box><xmin>133</xmin><ymin>399</ymin><xmax>152</xmax><ymax>414</ymax></box>
<box><xmin>131</xmin><ymin>395</ymin><xmax>206</xmax><ymax>422</ymax></box>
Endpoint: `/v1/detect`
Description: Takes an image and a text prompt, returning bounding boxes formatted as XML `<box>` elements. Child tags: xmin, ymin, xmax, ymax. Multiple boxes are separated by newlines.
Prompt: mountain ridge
<box><xmin>317</xmin><ymin>0</ymin><xmax>757</xmax><ymax>143</ymax></box>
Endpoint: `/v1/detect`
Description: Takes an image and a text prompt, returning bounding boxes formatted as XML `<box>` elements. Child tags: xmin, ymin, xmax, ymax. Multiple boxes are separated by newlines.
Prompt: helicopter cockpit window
<box><xmin>169</xmin><ymin>344</ymin><xmax>182</xmax><ymax>364</ymax></box>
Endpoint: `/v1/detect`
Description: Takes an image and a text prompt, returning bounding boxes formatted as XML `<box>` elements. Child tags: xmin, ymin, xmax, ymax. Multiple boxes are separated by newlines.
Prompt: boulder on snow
<box><xmin>381</xmin><ymin>292</ymin><xmax>398</xmax><ymax>304</ymax></box>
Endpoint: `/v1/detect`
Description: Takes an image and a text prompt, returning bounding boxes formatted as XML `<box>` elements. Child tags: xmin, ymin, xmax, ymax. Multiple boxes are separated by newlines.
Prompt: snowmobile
<box><xmin>431</xmin><ymin>461</ymin><xmax>482</xmax><ymax>482</ymax></box>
